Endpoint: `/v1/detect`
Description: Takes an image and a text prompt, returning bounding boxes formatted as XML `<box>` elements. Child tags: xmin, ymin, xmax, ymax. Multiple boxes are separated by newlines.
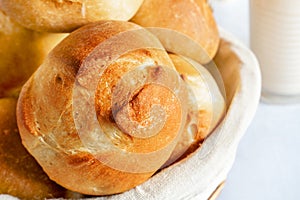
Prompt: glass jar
<box><xmin>250</xmin><ymin>0</ymin><xmax>300</xmax><ymax>104</ymax></box>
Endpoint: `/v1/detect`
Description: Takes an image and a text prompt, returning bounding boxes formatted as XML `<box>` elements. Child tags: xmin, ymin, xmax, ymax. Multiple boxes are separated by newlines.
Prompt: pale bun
<box><xmin>213</xmin><ymin>39</ymin><xmax>241</xmax><ymax>105</ymax></box>
<box><xmin>17</xmin><ymin>20</ymin><xmax>188</xmax><ymax>195</ymax></box>
<box><xmin>164</xmin><ymin>54</ymin><xmax>225</xmax><ymax>166</ymax></box>
<box><xmin>0</xmin><ymin>0</ymin><xmax>144</xmax><ymax>32</ymax></box>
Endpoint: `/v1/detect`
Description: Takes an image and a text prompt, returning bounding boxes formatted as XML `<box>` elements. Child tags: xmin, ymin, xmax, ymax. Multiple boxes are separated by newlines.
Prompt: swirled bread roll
<box><xmin>0</xmin><ymin>98</ymin><xmax>67</xmax><ymax>199</ymax></box>
<box><xmin>17</xmin><ymin>21</ymin><xmax>190</xmax><ymax>195</ymax></box>
<box><xmin>0</xmin><ymin>0</ymin><xmax>144</xmax><ymax>32</ymax></box>
<box><xmin>0</xmin><ymin>10</ymin><xmax>67</xmax><ymax>98</ymax></box>
<box><xmin>131</xmin><ymin>0</ymin><xmax>220</xmax><ymax>64</ymax></box>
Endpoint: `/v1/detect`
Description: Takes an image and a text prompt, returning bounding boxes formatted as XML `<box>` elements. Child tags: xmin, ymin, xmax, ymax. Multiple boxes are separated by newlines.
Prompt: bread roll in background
<box><xmin>131</xmin><ymin>0</ymin><xmax>220</xmax><ymax>64</ymax></box>
<box><xmin>0</xmin><ymin>10</ymin><xmax>67</xmax><ymax>98</ymax></box>
<box><xmin>0</xmin><ymin>98</ymin><xmax>68</xmax><ymax>199</ymax></box>
<box><xmin>164</xmin><ymin>54</ymin><xmax>225</xmax><ymax>166</ymax></box>
<box><xmin>17</xmin><ymin>20</ymin><xmax>189</xmax><ymax>195</ymax></box>
<box><xmin>0</xmin><ymin>0</ymin><xmax>144</xmax><ymax>32</ymax></box>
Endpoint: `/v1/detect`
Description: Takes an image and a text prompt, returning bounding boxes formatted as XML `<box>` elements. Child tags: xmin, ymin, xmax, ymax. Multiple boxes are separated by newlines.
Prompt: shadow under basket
<box><xmin>93</xmin><ymin>28</ymin><xmax>261</xmax><ymax>200</ymax></box>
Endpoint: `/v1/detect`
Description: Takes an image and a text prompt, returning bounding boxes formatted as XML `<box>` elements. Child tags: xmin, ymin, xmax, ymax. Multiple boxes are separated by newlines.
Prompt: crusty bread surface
<box><xmin>131</xmin><ymin>0</ymin><xmax>220</xmax><ymax>64</ymax></box>
<box><xmin>16</xmin><ymin>21</ymin><xmax>189</xmax><ymax>195</ymax></box>
<box><xmin>0</xmin><ymin>0</ymin><xmax>144</xmax><ymax>32</ymax></box>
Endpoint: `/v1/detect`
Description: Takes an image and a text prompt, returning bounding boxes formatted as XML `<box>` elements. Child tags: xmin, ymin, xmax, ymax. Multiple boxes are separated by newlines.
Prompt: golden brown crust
<box><xmin>0</xmin><ymin>0</ymin><xmax>144</xmax><ymax>32</ymax></box>
<box><xmin>0</xmin><ymin>98</ymin><xmax>67</xmax><ymax>200</ymax></box>
<box><xmin>17</xmin><ymin>21</ymin><xmax>185</xmax><ymax>195</ymax></box>
<box><xmin>0</xmin><ymin>10</ymin><xmax>67</xmax><ymax>98</ymax></box>
<box><xmin>131</xmin><ymin>0</ymin><xmax>220</xmax><ymax>64</ymax></box>
<box><xmin>95</xmin><ymin>49</ymin><xmax>182</xmax><ymax>154</ymax></box>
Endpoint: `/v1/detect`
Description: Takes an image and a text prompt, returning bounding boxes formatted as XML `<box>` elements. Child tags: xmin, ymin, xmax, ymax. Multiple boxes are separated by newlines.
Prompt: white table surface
<box><xmin>211</xmin><ymin>0</ymin><xmax>300</xmax><ymax>200</ymax></box>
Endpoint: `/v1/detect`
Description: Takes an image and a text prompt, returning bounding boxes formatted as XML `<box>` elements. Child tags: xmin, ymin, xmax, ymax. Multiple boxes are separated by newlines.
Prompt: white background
<box><xmin>211</xmin><ymin>0</ymin><xmax>300</xmax><ymax>199</ymax></box>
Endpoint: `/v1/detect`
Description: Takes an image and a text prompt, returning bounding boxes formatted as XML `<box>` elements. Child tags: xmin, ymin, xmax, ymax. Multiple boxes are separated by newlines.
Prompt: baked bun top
<box><xmin>131</xmin><ymin>0</ymin><xmax>220</xmax><ymax>64</ymax></box>
<box><xmin>17</xmin><ymin>20</ymin><xmax>189</xmax><ymax>195</ymax></box>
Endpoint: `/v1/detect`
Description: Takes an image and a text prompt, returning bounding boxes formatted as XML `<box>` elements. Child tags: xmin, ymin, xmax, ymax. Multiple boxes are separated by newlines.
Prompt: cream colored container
<box><xmin>250</xmin><ymin>0</ymin><xmax>300</xmax><ymax>103</ymax></box>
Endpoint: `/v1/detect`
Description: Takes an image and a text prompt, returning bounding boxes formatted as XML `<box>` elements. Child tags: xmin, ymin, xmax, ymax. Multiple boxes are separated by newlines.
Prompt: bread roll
<box><xmin>0</xmin><ymin>0</ymin><xmax>144</xmax><ymax>32</ymax></box>
<box><xmin>0</xmin><ymin>10</ymin><xmax>67</xmax><ymax>98</ymax></box>
<box><xmin>0</xmin><ymin>98</ymin><xmax>67</xmax><ymax>199</ymax></box>
<box><xmin>164</xmin><ymin>54</ymin><xmax>225</xmax><ymax>166</ymax></box>
<box><xmin>17</xmin><ymin>21</ymin><xmax>189</xmax><ymax>195</ymax></box>
<box><xmin>213</xmin><ymin>39</ymin><xmax>241</xmax><ymax>106</ymax></box>
<box><xmin>131</xmin><ymin>0</ymin><xmax>220</xmax><ymax>64</ymax></box>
